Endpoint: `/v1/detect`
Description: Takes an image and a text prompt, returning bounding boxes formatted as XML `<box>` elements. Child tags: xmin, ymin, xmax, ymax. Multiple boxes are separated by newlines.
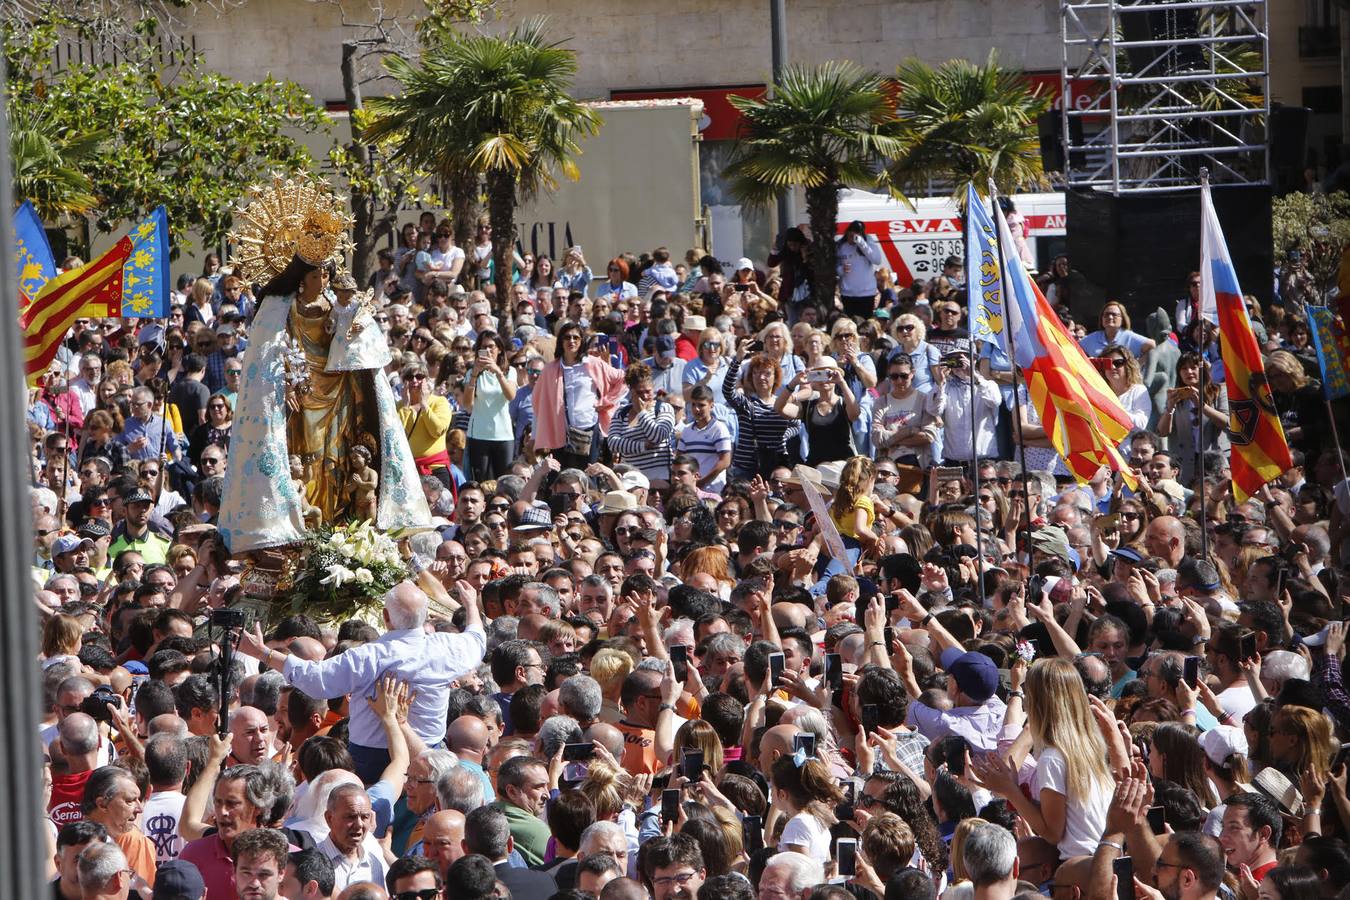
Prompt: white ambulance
<box><xmin>835</xmin><ymin>188</ymin><xmax>1067</xmax><ymax>286</ymax></box>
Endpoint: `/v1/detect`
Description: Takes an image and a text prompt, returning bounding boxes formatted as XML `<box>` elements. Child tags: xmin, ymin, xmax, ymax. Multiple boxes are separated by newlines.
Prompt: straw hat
<box><xmin>598</xmin><ymin>490</ymin><xmax>639</xmax><ymax>515</ymax></box>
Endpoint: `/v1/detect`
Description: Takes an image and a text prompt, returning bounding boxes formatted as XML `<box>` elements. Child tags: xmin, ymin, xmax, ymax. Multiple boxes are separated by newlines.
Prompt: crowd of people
<box><xmin>29</xmin><ymin>210</ymin><xmax>1350</xmax><ymax>900</ymax></box>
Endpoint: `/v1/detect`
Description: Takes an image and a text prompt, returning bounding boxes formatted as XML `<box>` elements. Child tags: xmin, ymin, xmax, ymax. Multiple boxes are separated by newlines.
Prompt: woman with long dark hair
<box><xmin>1149</xmin><ymin>722</ymin><xmax>1219</xmax><ymax>810</ymax></box>
<box><xmin>531</xmin><ymin>322</ymin><xmax>626</xmax><ymax>470</ymax></box>
<box><xmin>1158</xmin><ymin>351</ymin><xmax>1228</xmax><ymax>484</ymax></box>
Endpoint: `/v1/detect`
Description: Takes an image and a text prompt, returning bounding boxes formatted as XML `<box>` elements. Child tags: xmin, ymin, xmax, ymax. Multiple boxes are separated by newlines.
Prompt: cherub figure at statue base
<box><xmin>289</xmin><ymin>454</ymin><xmax>323</xmax><ymax>530</ymax></box>
<box><xmin>344</xmin><ymin>445</ymin><xmax>379</xmax><ymax>524</ymax></box>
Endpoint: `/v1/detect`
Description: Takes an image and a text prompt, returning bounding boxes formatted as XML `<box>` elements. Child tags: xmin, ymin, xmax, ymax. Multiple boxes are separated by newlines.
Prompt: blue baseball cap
<box><xmin>939</xmin><ymin>647</ymin><xmax>1000</xmax><ymax>703</ymax></box>
<box><xmin>1109</xmin><ymin>547</ymin><xmax>1145</xmax><ymax>565</ymax></box>
<box><xmin>153</xmin><ymin>860</ymin><xmax>205</xmax><ymax>900</ymax></box>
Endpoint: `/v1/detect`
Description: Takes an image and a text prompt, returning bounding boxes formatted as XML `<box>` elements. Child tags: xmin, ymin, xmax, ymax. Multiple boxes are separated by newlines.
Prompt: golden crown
<box><xmin>228</xmin><ymin>174</ymin><xmax>355</xmax><ymax>284</ymax></box>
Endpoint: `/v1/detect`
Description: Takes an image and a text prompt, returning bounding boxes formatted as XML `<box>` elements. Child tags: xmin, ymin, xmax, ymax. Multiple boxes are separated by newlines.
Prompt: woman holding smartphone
<box><xmin>1157</xmin><ymin>351</ymin><xmax>1228</xmax><ymax>484</ymax></box>
<box><xmin>462</xmin><ymin>331</ymin><xmax>517</xmax><ymax>480</ymax></box>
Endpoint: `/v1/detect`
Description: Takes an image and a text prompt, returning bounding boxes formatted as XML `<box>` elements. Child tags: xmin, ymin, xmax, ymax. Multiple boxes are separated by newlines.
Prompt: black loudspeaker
<box><xmin>1269</xmin><ymin>106</ymin><xmax>1311</xmax><ymax>170</ymax></box>
<box><xmin>1038</xmin><ymin>111</ymin><xmax>1063</xmax><ymax>172</ymax></box>
<box><xmin>1037</xmin><ymin>110</ymin><xmax>1086</xmax><ymax>173</ymax></box>
<box><xmin>1066</xmin><ymin>185</ymin><xmax>1272</xmax><ymax>324</ymax></box>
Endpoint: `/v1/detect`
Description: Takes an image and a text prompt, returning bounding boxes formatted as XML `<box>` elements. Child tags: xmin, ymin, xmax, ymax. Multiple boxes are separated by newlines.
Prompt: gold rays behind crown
<box><xmin>228</xmin><ymin>174</ymin><xmax>355</xmax><ymax>284</ymax></box>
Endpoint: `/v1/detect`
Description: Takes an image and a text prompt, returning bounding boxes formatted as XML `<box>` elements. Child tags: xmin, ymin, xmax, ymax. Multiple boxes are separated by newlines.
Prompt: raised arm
<box><xmin>371</xmin><ymin>676</ymin><xmax>412</xmax><ymax>800</ymax></box>
<box><xmin>179</xmin><ymin>733</ymin><xmax>230</xmax><ymax>841</ymax></box>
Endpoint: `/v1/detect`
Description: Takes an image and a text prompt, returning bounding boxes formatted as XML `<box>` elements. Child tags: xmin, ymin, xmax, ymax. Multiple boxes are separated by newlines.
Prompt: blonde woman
<box><xmin>971</xmin><ymin>657</ymin><xmax>1114</xmax><ymax>858</ymax></box>
<box><xmin>1096</xmin><ymin>343</ymin><xmax>1151</xmax><ymax>432</ymax></box>
<box><xmin>1269</xmin><ymin>705</ymin><xmax>1334</xmax><ymax>786</ymax></box>
<box><xmin>578</xmin><ymin>758</ymin><xmax>633</xmax><ymax>820</ymax></box>
<box><xmin>832</xmin><ymin>318</ymin><xmax>877</xmax><ymax>456</ymax></box>
<box><xmin>1266</xmin><ymin>348</ymin><xmax>1325</xmax><ymax>459</ymax></box>
<box><xmin>184</xmin><ymin>277</ymin><xmax>216</xmax><ymax>328</ymax></box>
<box><xmin>590</xmin><ymin>648</ymin><xmax>633</xmax><ymax>724</ymax></box>
<box><xmin>888</xmin><ymin>313</ymin><xmax>939</xmax><ymax>392</ymax></box>
<box><xmin>947</xmin><ymin>817</ymin><xmax>990</xmax><ymax>895</ymax></box>
<box><xmin>745</xmin><ymin>321</ymin><xmax>803</xmax><ymax>387</ymax></box>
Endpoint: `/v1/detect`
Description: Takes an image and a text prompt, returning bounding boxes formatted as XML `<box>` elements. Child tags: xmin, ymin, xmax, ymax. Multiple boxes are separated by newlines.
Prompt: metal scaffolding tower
<box><xmin>1060</xmin><ymin>0</ymin><xmax>1270</xmax><ymax>194</ymax></box>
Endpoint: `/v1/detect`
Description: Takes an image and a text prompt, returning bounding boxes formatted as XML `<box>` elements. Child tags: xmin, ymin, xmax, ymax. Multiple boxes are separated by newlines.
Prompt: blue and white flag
<box><xmin>964</xmin><ymin>184</ymin><xmax>1009</xmax><ymax>367</ymax></box>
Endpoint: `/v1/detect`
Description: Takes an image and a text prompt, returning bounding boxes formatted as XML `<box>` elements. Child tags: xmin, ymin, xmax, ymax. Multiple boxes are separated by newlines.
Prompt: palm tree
<box><xmin>888</xmin><ymin>51</ymin><xmax>1050</xmax><ymax>205</ymax></box>
<box><xmin>724</xmin><ymin>61</ymin><xmax>903</xmax><ymax>309</ymax></box>
<box><xmin>363</xmin><ymin>18</ymin><xmax>600</xmax><ymax>302</ymax></box>
<box><xmin>8</xmin><ymin>102</ymin><xmax>103</xmax><ymax>221</ymax></box>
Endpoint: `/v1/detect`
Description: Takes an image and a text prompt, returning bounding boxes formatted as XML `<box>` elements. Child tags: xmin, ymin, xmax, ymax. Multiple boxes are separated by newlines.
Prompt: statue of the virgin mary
<box><xmin>217</xmin><ymin>176</ymin><xmax>430</xmax><ymax>554</ymax></box>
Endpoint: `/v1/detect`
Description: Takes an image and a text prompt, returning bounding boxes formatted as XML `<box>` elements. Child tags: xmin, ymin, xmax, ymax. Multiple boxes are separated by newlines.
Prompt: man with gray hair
<box><xmin>435</xmin><ymin>764</ymin><xmax>486</xmax><ymax>813</ymax></box>
<box><xmin>241</xmin><ymin>580</ymin><xmax>486</xmax><ymax>783</ymax></box>
<box><xmin>316</xmin><ymin>782</ymin><xmax>385</xmax><ymax>891</ymax></box>
<box><xmin>49</xmin><ymin>713</ymin><xmax>100</xmax><ymax>827</ymax></box>
<box><xmin>117</xmin><ymin>385</ymin><xmax>173</xmax><ymax>460</ymax></box>
<box><xmin>403</xmin><ymin>748</ymin><xmax>456</xmax><ymax>853</ymax></box>
<box><xmin>81</xmin><ymin>766</ymin><xmax>156</xmax><ymax>885</ymax></box>
<box><xmin>963</xmin><ymin>823</ymin><xmax>1018</xmax><ymax>899</ymax></box>
<box><xmin>1258</xmin><ymin>650</ymin><xmax>1310</xmax><ymax>697</ymax></box>
<box><xmin>578</xmin><ymin>820</ymin><xmax>630</xmax><ymax>876</ymax></box>
<box><xmin>510</xmin><ymin>582</ymin><xmax>560</xmax><ymax>618</ymax></box>
<box><xmin>700</xmin><ymin>633</ymin><xmax>744</xmax><ymax>682</ymax></box>
<box><xmin>76</xmin><ymin>841</ymin><xmax>131</xmax><ymax>900</ymax></box>
<box><xmin>536</xmin><ymin>715</ymin><xmax>583</xmax><ymax>759</ymax></box>
<box><xmin>757</xmin><ymin>850</ymin><xmax>823</xmax><ymax>900</ymax></box>
<box><xmin>558</xmin><ymin>675</ymin><xmax>602</xmax><ymax>727</ymax></box>
<box><xmin>46</xmin><ymin>573</ymin><xmax>81</xmax><ymax>605</ymax></box>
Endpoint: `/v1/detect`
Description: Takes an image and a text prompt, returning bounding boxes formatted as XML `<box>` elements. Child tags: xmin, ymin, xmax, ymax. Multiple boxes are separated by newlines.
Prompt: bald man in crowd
<box><xmin>241</xmin><ymin>581</ymin><xmax>486</xmax><ymax>784</ymax></box>
<box><xmin>447</xmin><ymin>714</ymin><xmax>495</xmax><ymax>801</ymax></box>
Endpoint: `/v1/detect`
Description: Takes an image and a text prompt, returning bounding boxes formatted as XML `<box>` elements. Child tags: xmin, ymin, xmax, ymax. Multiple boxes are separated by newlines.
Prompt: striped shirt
<box><xmin>677</xmin><ymin>419</ymin><xmax>733</xmax><ymax>492</ymax></box>
<box><xmin>606</xmin><ymin>400</ymin><xmax>676</xmax><ymax>481</ymax></box>
<box><xmin>722</xmin><ymin>357</ymin><xmax>797</xmax><ymax>476</ymax></box>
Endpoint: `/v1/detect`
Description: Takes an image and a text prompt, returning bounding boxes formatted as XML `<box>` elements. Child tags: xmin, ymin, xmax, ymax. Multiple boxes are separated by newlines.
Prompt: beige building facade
<box><xmin>180</xmin><ymin>0</ymin><xmax>1068</xmax><ymax>106</ymax></box>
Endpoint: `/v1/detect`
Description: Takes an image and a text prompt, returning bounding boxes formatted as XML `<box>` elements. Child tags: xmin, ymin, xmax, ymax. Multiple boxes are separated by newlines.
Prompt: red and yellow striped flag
<box><xmin>993</xmin><ymin>203</ymin><xmax>1139</xmax><ymax>488</ymax></box>
<box><xmin>1200</xmin><ymin>183</ymin><xmax>1291</xmax><ymax>502</ymax></box>
<box><xmin>21</xmin><ymin>237</ymin><xmax>132</xmax><ymax>386</ymax></box>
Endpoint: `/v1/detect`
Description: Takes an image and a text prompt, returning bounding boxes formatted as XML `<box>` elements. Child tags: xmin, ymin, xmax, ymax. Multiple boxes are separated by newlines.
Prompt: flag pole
<box><xmin>156</xmin><ymin>380</ymin><xmax>170</xmax><ymax>503</ymax></box>
<box><xmin>1328</xmin><ymin>400</ymin><xmax>1350</xmax><ymax>484</ymax></box>
<box><xmin>987</xmin><ymin>181</ymin><xmax>1036</xmax><ymax>562</ymax></box>
<box><xmin>964</xmin><ymin>186</ymin><xmax>987</xmax><ymax>609</ymax></box>
<box><xmin>58</xmin><ymin>400</ymin><xmax>72</xmax><ymax>525</ymax></box>
<box><xmin>1196</xmin><ymin>169</ymin><xmax>1215</xmax><ymax>561</ymax></box>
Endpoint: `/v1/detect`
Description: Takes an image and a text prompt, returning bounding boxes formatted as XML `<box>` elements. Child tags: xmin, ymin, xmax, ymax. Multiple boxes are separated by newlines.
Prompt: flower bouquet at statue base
<box><xmin>277</xmin><ymin>520</ymin><xmax>409</xmax><ymax>624</ymax></box>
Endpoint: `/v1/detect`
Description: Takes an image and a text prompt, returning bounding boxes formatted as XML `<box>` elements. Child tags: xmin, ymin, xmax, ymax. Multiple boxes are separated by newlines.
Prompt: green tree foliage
<box><xmin>5</xmin><ymin>18</ymin><xmax>328</xmax><ymax>252</ymax></box>
<box><xmin>364</xmin><ymin>17</ymin><xmax>600</xmax><ymax>302</ymax></box>
<box><xmin>1272</xmin><ymin>191</ymin><xmax>1350</xmax><ymax>303</ymax></box>
<box><xmin>888</xmin><ymin>51</ymin><xmax>1050</xmax><ymax>205</ymax></box>
<box><xmin>724</xmin><ymin>61</ymin><xmax>904</xmax><ymax>308</ymax></box>
<box><xmin>8</xmin><ymin>101</ymin><xmax>103</xmax><ymax>221</ymax></box>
